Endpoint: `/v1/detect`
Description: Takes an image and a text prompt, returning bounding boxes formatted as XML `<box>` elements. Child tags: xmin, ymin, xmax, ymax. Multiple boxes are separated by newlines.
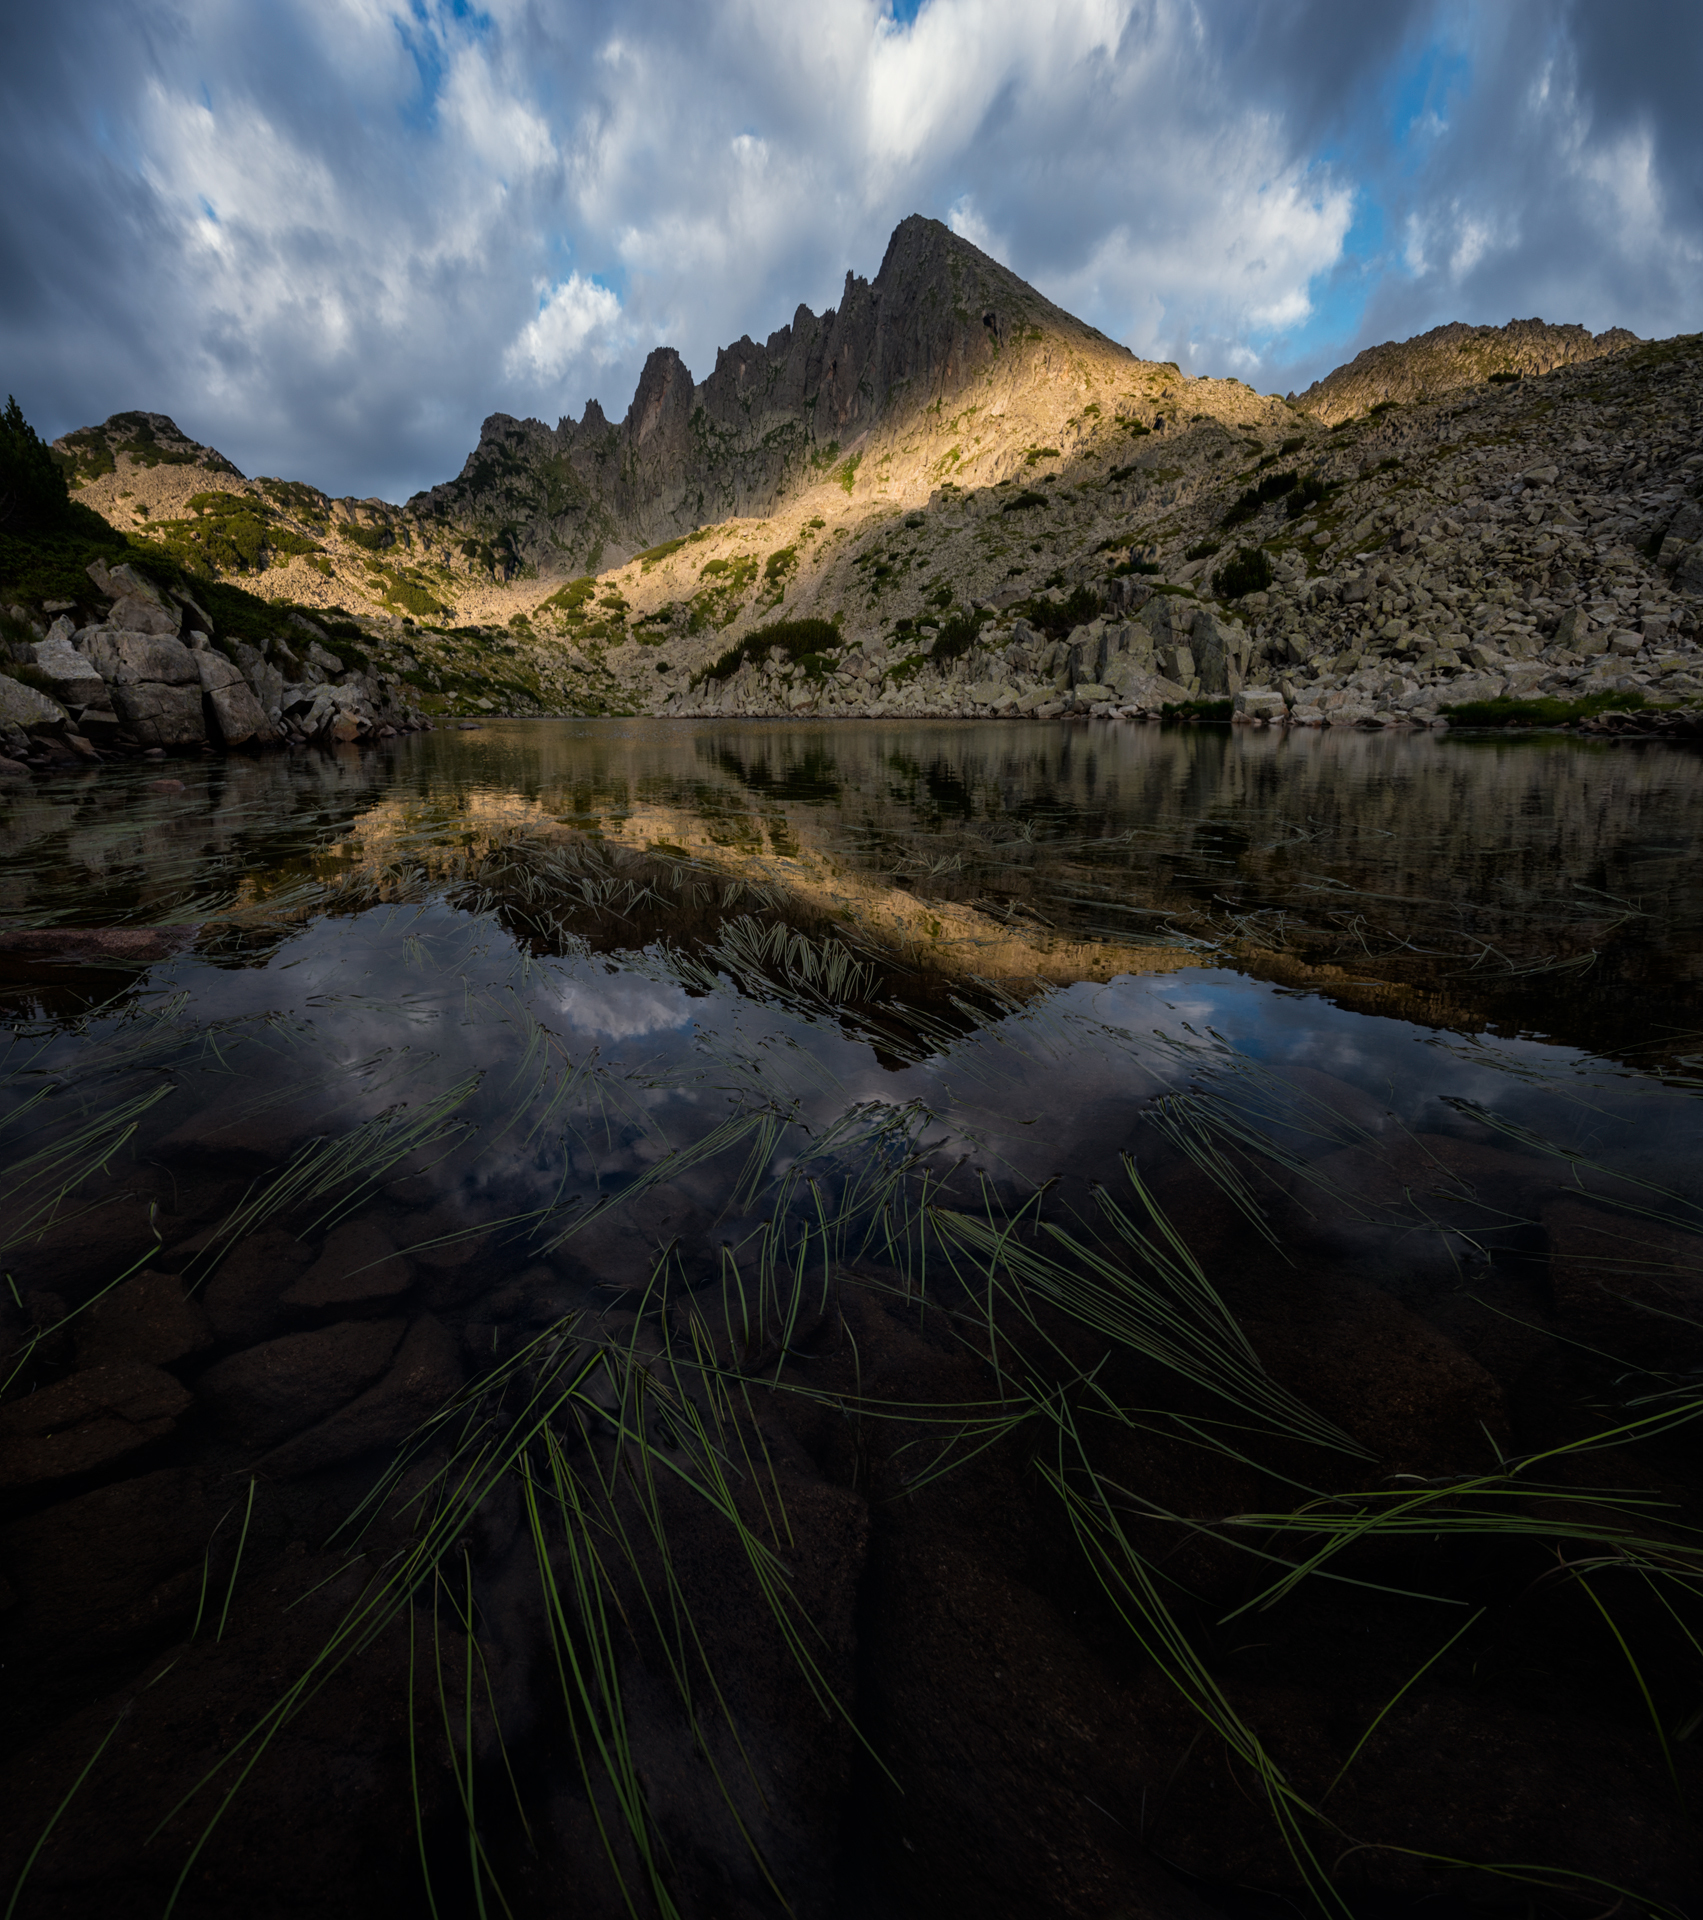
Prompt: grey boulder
<box><xmin>193</xmin><ymin>647</ymin><xmax>275</xmax><ymax>746</ymax></box>
<box><xmin>113</xmin><ymin>680</ymin><xmax>207</xmax><ymax>748</ymax></box>
<box><xmin>0</xmin><ymin>673</ymin><xmax>68</xmax><ymax>736</ymax></box>
<box><xmin>80</xmin><ymin>631</ymin><xmax>200</xmax><ymax>686</ymax></box>
<box><xmin>80</xmin><ymin>633</ymin><xmax>206</xmax><ymax>746</ymax></box>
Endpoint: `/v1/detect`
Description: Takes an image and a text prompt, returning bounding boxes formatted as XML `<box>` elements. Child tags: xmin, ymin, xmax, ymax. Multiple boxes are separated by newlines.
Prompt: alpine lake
<box><xmin>3</xmin><ymin>715</ymin><xmax>1703</xmax><ymax>1920</ymax></box>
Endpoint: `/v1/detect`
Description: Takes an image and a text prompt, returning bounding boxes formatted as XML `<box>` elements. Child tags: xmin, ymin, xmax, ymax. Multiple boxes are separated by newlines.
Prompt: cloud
<box><xmin>553</xmin><ymin>975</ymin><xmax>696</xmax><ymax>1040</ymax></box>
<box><xmin>0</xmin><ymin>0</ymin><xmax>1698</xmax><ymax>502</ymax></box>
<box><xmin>504</xmin><ymin>274</ymin><xmax>625</xmax><ymax>383</ymax></box>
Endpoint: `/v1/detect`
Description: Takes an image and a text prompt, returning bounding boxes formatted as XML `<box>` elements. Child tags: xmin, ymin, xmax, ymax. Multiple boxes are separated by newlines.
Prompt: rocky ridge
<box><xmin>1294</xmin><ymin>317</ymin><xmax>1642</xmax><ymax>425</ymax></box>
<box><xmin>662</xmin><ymin>332</ymin><xmax>1703</xmax><ymax>732</ymax></box>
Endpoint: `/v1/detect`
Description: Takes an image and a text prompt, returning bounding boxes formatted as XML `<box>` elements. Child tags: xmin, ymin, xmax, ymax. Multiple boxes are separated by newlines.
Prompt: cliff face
<box><xmin>1295</xmin><ymin>317</ymin><xmax>1641</xmax><ymax>424</ymax></box>
<box><xmin>408</xmin><ymin>215</ymin><xmax>1127</xmax><ymax>574</ymax></box>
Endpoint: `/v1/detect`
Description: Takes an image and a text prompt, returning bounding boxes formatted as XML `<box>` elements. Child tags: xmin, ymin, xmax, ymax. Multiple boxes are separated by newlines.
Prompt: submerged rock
<box><xmin>198</xmin><ymin>1318</ymin><xmax>408</xmax><ymax>1449</ymax></box>
<box><xmin>0</xmin><ymin>1362</ymin><xmax>192</xmax><ymax>1489</ymax></box>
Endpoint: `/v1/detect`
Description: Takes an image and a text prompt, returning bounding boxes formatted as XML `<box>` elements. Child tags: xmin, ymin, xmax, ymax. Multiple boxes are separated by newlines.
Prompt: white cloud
<box><xmin>6</xmin><ymin>0</ymin><xmax>1703</xmax><ymax>500</ymax></box>
<box><xmin>504</xmin><ymin>273</ymin><xmax>625</xmax><ymax>382</ymax></box>
<box><xmin>553</xmin><ymin>978</ymin><xmax>695</xmax><ymax>1040</ymax></box>
<box><xmin>946</xmin><ymin>193</ymin><xmax>1007</xmax><ymax>264</ymax></box>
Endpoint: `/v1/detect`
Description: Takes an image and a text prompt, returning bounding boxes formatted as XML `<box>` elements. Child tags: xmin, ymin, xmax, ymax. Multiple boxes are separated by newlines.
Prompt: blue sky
<box><xmin>2</xmin><ymin>0</ymin><xmax>1698</xmax><ymax>501</ymax></box>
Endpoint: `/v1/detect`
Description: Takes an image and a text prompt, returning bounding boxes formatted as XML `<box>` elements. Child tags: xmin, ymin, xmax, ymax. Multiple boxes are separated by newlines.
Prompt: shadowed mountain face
<box><xmin>1295</xmin><ymin>317</ymin><xmax>1641</xmax><ymax>424</ymax></box>
<box><xmin>406</xmin><ymin>215</ymin><xmax>1131</xmax><ymax>575</ymax></box>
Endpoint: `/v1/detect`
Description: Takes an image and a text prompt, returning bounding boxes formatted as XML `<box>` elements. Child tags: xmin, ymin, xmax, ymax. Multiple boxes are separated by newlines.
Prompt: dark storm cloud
<box><xmin>1</xmin><ymin>1</ymin><xmax>1697</xmax><ymax>504</ymax></box>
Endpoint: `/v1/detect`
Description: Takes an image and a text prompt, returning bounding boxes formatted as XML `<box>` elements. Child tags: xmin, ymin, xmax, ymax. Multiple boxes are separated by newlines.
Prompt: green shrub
<box><xmin>382</xmin><ymin>576</ymin><xmax>447</xmax><ymax>619</ymax></box>
<box><xmin>538</xmin><ymin>576</ymin><xmax>597</xmax><ymax>618</ymax></box>
<box><xmin>835</xmin><ymin>454</ymin><xmax>861</xmax><ymax>494</ymax></box>
<box><xmin>762</xmin><ymin>545</ymin><xmax>799</xmax><ymax>596</ymax></box>
<box><xmin>1223</xmin><ymin>468</ymin><xmax>1299</xmax><ymax>527</ymax></box>
<box><xmin>56</xmin><ymin>427</ymin><xmax>116</xmax><ymax>484</ymax></box>
<box><xmin>692</xmin><ymin>616</ymin><xmax>841</xmax><ymax>688</ymax></box>
<box><xmin>1280</xmin><ymin>436</ymin><xmax>1305</xmax><ymax>454</ymax></box>
<box><xmin>341</xmin><ymin>522</ymin><xmax>393</xmax><ymax>552</ymax></box>
<box><xmin>1161</xmin><ymin>698</ymin><xmax>1233</xmax><ymax>723</ymax></box>
<box><xmin>930</xmin><ymin>608</ymin><xmax>988</xmax><ymax>662</ymax></box>
<box><xmin>1002</xmin><ymin>490</ymin><xmax>1048</xmax><ymax>513</ymax></box>
<box><xmin>1009</xmin><ymin>586</ymin><xmax>1103</xmax><ymax>639</ymax></box>
<box><xmin>1285</xmin><ymin>474</ymin><xmax>1330</xmax><ymax>519</ymax></box>
<box><xmin>1488</xmin><ymin>371</ymin><xmax>1522</xmax><ymax>385</ymax></box>
<box><xmin>1184</xmin><ymin>539</ymin><xmax>1221</xmax><ymax>563</ymax></box>
<box><xmin>1369</xmin><ymin>400</ymin><xmax>1399</xmax><ymax>416</ymax></box>
<box><xmin>1024</xmin><ymin>446</ymin><xmax>1060</xmax><ymax>465</ymax></box>
<box><xmin>1212</xmin><ymin>546</ymin><xmax>1273</xmax><ymax>599</ymax></box>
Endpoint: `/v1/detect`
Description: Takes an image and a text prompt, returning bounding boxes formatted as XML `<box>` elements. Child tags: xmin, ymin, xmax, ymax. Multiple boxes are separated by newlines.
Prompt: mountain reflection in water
<box><xmin>4</xmin><ymin>716</ymin><xmax>1700</xmax><ymax>1060</ymax></box>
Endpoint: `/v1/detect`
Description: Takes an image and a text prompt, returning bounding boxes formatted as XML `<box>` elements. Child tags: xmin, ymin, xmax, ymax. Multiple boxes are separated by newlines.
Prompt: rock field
<box><xmin>0</xmin><ymin>558</ymin><xmax>431</xmax><ymax>773</ymax></box>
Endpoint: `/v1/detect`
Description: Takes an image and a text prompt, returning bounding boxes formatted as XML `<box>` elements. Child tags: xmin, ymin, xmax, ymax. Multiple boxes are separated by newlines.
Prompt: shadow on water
<box><xmin>1</xmin><ymin>718</ymin><xmax>1702</xmax><ymax>1918</ymax></box>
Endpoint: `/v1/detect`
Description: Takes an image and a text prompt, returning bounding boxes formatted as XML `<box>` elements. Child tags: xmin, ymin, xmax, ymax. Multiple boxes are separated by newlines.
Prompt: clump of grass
<box><xmin>1443</xmin><ymin>689</ymin><xmax>1647</xmax><ymax>727</ymax></box>
<box><xmin>1162</xmin><ymin>698</ymin><xmax>1234</xmax><ymax>723</ymax></box>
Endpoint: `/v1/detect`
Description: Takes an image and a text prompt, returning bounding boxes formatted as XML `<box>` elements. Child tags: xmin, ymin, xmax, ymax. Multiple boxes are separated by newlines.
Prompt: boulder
<box><xmin>200</xmin><ymin>1229</ymin><xmax>317</xmax><ymax>1344</ymax></box>
<box><xmin>80</xmin><ymin>631</ymin><xmax>200</xmax><ymax>686</ymax></box>
<box><xmin>203</xmin><ymin>678</ymin><xmax>274</xmax><ymax>747</ymax></box>
<box><xmin>1136</xmin><ymin>594</ymin><xmax>1184</xmax><ymax>649</ymax></box>
<box><xmin>1157</xmin><ymin>643</ymin><xmax>1195</xmax><ymax>683</ymax></box>
<box><xmin>31</xmin><ymin>635</ymin><xmax>109</xmax><ymax>709</ymax></box>
<box><xmin>108</xmin><ymin>596</ymin><xmax>181</xmax><ymax>637</ymax></box>
<box><xmin>192</xmin><ymin>650</ymin><xmax>274</xmax><ymax>746</ymax></box>
<box><xmin>0</xmin><ymin>1363</ymin><xmax>192</xmax><ymax>1489</ymax></box>
<box><xmin>1553</xmin><ymin>608</ymin><xmax>1590</xmax><ymax>650</ymax></box>
<box><xmin>0</xmin><ymin>1468</ymin><xmax>225</xmax><ymax>1671</ymax></box>
<box><xmin>1233</xmin><ymin>688</ymin><xmax>1287</xmax><ymax>723</ymax></box>
<box><xmin>1191</xmin><ymin>613</ymin><xmax>1241</xmax><ymax>695</ymax></box>
<box><xmin>260</xmin><ymin>1315</ymin><xmax>465</xmax><ymax>1477</ymax></box>
<box><xmin>1543</xmin><ymin>1199</ymin><xmax>1703</xmax><ymax>1370</ymax></box>
<box><xmin>0</xmin><ymin>673</ymin><xmax>68</xmax><ymax>738</ymax></box>
<box><xmin>111</xmin><ymin>679</ymin><xmax>207</xmax><ymax>749</ymax></box>
<box><xmin>75</xmin><ymin>1270</ymin><xmax>213</xmax><ymax>1369</ymax></box>
<box><xmin>281</xmin><ymin>1218</ymin><xmax>414</xmax><ymax>1311</ymax></box>
<box><xmin>198</xmin><ymin>1318</ymin><xmax>408</xmax><ymax>1449</ymax></box>
<box><xmin>87</xmin><ymin>559</ymin><xmax>166</xmax><ymax>605</ymax></box>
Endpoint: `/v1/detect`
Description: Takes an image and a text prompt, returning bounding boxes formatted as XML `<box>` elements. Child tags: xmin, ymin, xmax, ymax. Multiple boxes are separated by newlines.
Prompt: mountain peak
<box><xmin>408</xmin><ymin>214</ymin><xmax>1135</xmax><ymax>573</ymax></box>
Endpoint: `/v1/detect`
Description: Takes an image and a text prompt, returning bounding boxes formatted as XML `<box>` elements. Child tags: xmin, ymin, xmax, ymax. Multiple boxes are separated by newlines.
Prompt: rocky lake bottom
<box><xmin>2</xmin><ymin>716</ymin><xmax>1703</xmax><ymax>1919</ymax></box>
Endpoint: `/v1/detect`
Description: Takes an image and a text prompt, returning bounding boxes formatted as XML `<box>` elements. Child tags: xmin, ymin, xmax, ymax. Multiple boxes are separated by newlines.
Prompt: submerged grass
<box><xmin>6</xmin><ymin>822</ymin><xmax>1703</xmax><ymax>1917</ymax></box>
